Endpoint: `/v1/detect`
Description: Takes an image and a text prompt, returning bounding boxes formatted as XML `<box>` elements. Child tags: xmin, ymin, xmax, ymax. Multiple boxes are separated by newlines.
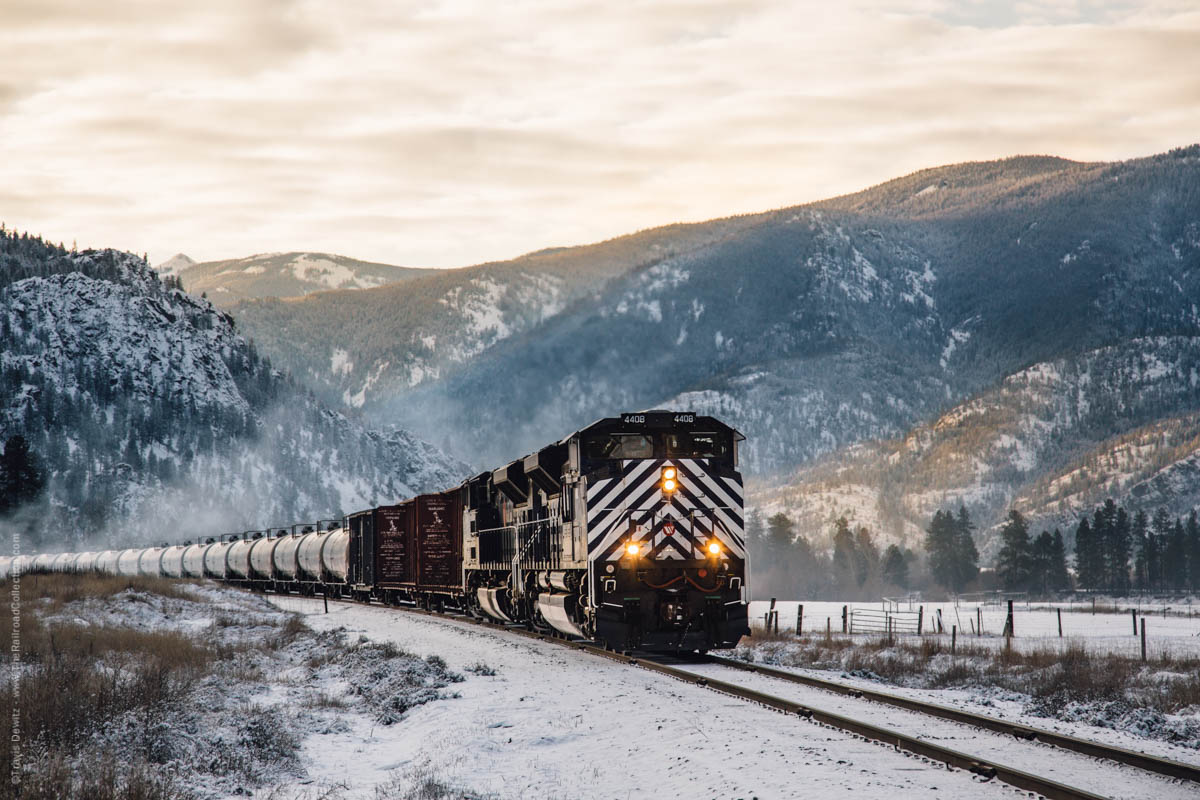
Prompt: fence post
<box><xmin>323</xmin><ymin>591</ymin><xmax>328</xmax><ymax>614</ymax></box>
<box><xmin>796</xmin><ymin>604</ymin><xmax>804</xmax><ymax>636</ymax></box>
<box><xmin>918</xmin><ymin>606</ymin><xmax>924</xmax><ymax>635</ymax></box>
<box><xmin>1140</xmin><ymin>618</ymin><xmax>1147</xmax><ymax>662</ymax></box>
<box><xmin>826</xmin><ymin>617</ymin><xmax>831</xmax><ymax>639</ymax></box>
<box><xmin>842</xmin><ymin>605</ymin><xmax>848</xmax><ymax>634</ymax></box>
<box><xmin>1007</xmin><ymin>599</ymin><xmax>1014</xmax><ymax>638</ymax></box>
<box><xmin>951</xmin><ymin>625</ymin><xmax>956</xmax><ymax>655</ymax></box>
<box><xmin>936</xmin><ymin>608</ymin><xmax>944</xmax><ymax>634</ymax></box>
<box><xmin>1131</xmin><ymin>609</ymin><xmax>1138</xmax><ymax>635</ymax></box>
<box><xmin>977</xmin><ymin>606</ymin><xmax>982</xmax><ymax>636</ymax></box>
<box><xmin>774</xmin><ymin>609</ymin><xmax>779</xmax><ymax>635</ymax></box>
<box><xmin>1057</xmin><ymin>608</ymin><xmax>1062</xmax><ymax>638</ymax></box>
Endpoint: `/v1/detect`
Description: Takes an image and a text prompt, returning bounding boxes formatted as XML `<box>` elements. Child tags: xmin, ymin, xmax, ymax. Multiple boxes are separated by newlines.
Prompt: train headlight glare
<box><xmin>707</xmin><ymin>542</ymin><xmax>721</xmax><ymax>556</ymax></box>
<box><xmin>663</xmin><ymin>467</ymin><xmax>677</xmax><ymax>480</ymax></box>
<box><xmin>663</xmin><ymin>478</ymin><xmax>677</xmax><ymax>492</ymax></box>
<box><xmin>626</xmin><ymin>543</ymin><xmax>641</xmax><ymax>556</ymax></box>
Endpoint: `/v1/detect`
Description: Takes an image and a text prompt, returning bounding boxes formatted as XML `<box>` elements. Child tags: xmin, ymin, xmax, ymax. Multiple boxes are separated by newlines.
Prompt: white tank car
<box><xmin>296</xmin><ymin>530</ymin><xmax>327</xmax><ymax>581</ymax></box>
<box><xmin>0</xmin><ymin>557</ymin><xmax>12</xmax><ymax>580</ymax></box>
<box><xmin>32</xmin><ymin>553</ymin><xmax>56</xmax><ymax>573</ymax></box>
<box><xmin>72</xmin><ymin>552</ymin><xmax>98</xmax><ymax>573</ymax></box>
<box><xmin>272</xmin><ymin>534</ymin><xmax>302</xmax><ymax>580</ymax></box>
<box><xmin>159</xmin><ymin>546</ymin><xmax>186</xmax><ymax>578</ymax></box>
<box><xmin>203</xmin><ymin>541</ymin><xmax>232</xmax><ymax>578</ymax></box>
<box><xmin>322</xmin><ymin>529</ymin><xmax>350</xmax><ymax>583</ymax></box>
<box><xmin>95</xmin><ymin>550</ymin><xmax>120</xmax><ymax>575</ymax></box>
<box><xmin>138</xmin><ymin>547</ymin><xmax>166</xmax><ymax>577</ymax></box>
<box><xmin>249</xmin><ymin>536</ymin><xmax>278</xmax><ymax>580</ymax></box>
<box><xmin>51</xmin><ymin>553</ymin><xmax>77</xmax><ymax>573</ymax></box>
<box><xmin>11</xmin><ymin>555</ymin><xmax>34</xmax><ymax>576</ymax></box>
<box><xmin>181</xmin><ymin>543</ymin><xmax>210</xmax><ymax>578</ymax></box>
<box><xmin>116</xmin><ymin>549</ymin><xmax>143</xmax><ymax>576</ymax></box>
<box><xmin>226</xmin><ymin>539</ymin><xmax>254</xmax><ymax>579</ymax></box>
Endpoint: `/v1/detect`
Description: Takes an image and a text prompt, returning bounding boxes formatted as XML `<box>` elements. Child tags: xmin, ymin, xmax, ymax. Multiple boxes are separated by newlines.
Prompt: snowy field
<box><xmin>266</xmin><ymin>594</ymin><xmax>1031</xmax><ymax>800</ymax></box>
<box><xmin>749</xmin><ymin>599</ymin><xmax>1200</xmax><ymax>658</ymax></box>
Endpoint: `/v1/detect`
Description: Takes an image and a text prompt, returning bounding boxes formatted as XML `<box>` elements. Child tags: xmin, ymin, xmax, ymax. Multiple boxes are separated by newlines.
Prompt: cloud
<box><xmin>1</xmin><ymin>1</ymin><xmax>1197</xmax><ymax>267</ymax></box>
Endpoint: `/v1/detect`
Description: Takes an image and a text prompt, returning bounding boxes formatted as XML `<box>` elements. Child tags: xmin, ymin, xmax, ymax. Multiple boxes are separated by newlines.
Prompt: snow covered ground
<box><xmin>267</xmin><ymin>594</ymin><xmax>1030</xmax><ymax>800</ymax></box>
<box><xmin>749</xmin><ymin>599</ymin><xmax>1200</xmax><ymax>658</ymax></box>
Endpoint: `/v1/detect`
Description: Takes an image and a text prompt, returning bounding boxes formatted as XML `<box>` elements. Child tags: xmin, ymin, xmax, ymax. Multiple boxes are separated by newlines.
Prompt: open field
<box><xmin>749</xmin><ymin>598</ymin><xmax>1200</xmax><ymax>659</ymax></box>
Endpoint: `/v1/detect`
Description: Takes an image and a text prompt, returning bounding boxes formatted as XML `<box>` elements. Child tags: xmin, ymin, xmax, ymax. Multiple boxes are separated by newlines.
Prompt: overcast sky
<box><xmin>3</xmin><ymin>1</ymin><xmax>1198</xmax><ymax>267</ymax></box>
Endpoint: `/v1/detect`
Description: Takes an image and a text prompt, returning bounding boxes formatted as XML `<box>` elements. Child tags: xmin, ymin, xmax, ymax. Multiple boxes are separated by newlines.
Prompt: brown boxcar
<box><xmin>411</xmin><ymin>491</ymin><xmax>462</xmax><ymax>593</ymax></box>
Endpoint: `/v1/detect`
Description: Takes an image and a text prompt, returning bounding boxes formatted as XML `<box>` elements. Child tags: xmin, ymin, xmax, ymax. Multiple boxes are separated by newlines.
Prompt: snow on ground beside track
<box><xmin>670</xmin><ymin>661</ymin><xmax>1197</xmax><ymax>800</ymax></box>
<box><xmin>266</xmin><ymin>595</ymin><xmax>1023</xmax><ymax>800</ymax></box>
<box><xmin>749</xmin><ymin>600</ymin><xmax>1200</xmax><ymax>658</ymax></box>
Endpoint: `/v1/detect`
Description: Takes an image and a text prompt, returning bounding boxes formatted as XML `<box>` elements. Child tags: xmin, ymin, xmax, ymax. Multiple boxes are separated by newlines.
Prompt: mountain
<box><xmin>165</xmin><ymin>251</ymin><xmax>438</xmax><ymax>306</ymax></box>
<box><xmin>205</xmin><ymin>144</ymin><xmax>1199</xmax><ymax>559</ymax></box>
<box><xmin>227</xmin><ymin>218</ymin><xmax>762</xmax><ymax>409</ymax></box>
<box><xmin>0</xmin><ymin>233</ymin><xmax>464</xmax><ymax>550</ymax></box>
<box><xmin>753</xmin><ymin>337</ymin><xmax>1200</xmax><ymax>558</ymax></box>
<box><xmin>368</xmin><ymin>146</ymin><xmax>1200</xmax><ymax>476</ymax></box>
<box><xmin>153</xmin><ymin>252</ymin><xmax>195</xmax><ymax>276</ymax></box>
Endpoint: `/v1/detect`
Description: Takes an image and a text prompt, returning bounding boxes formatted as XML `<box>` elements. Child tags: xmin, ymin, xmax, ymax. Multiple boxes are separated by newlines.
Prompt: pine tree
<box><xmin>832</xmin><ymin>517</ymin><xmax>856</xmax><ymax>589</ymax></box>
<box><xmin>1049</xmin><ymin>529</ymin><xmax>1070</xmax><ymax>591</ymax></box>
<box><xmin>1132</xmin><ymin>510</ymin><xmax>1150</xmax><ymax>590</ymax></box>
<box><xmin>925</xmin><ymin>510</ymin><xmax>958</xmax><ymax>590</ymax></box>
<box><xmin>1107</xmin><ymin>506</ymin><xmax>1131</xmax><ymax>594</ymax></box>
<box><xmin>1074</xmin><ymin>517</ymin><xmax>1100</xmax><ymax>590</ymax></box>
<box><xmin>1150</xmin><ymin>508</ymin><xmax>1172</xmax><ymax>591</ymax></box>
<box><xmin>0</xmin><ymin>435</ymin><xmax>46</xmax><ymax>516</ymax></box>
<box><xmin>953</xmin><ymin>505</ymin><xmax>979</xmax><ymax>590</ymax></box>
<box><xmin>1165</xmin><ymin>518</ymin><xmax>1188</xmax><ymax>591</ymax></box>
<box><xmin>996</xmin><ymin>510</ymin><xmax>1032</xmax><ymax>591</ymax></box>
<box><xmin>881</xmin><ymin>544</ymin><xmax>909</xmax><ymax>588</ymax></box>
<box><xmin>1188</xmin><ymin>511</ymin><xmax>1200</xmax><ymax>593</ymax></box>
<box><xmin>1031</xmin><ymin>531</ymin><xmax>1054</xmax><ymax>594</ymax></box>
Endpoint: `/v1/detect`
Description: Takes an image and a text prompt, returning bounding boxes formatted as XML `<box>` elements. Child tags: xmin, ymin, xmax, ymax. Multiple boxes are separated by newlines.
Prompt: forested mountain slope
<box><xmin>0</xmin><ymin>233</ymin><xmax>463</xmax><ymax>551</ymax></box>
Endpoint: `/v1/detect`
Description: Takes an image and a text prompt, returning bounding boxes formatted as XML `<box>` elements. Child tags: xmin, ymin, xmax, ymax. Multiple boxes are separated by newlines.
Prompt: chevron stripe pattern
<box><xmin>585</xmin><ymin>458</ymin><xmax>745</xmax><ymax>562</ymax></box>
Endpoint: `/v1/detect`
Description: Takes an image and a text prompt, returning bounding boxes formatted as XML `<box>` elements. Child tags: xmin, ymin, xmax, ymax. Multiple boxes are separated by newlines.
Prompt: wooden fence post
<box><xmin>1057</xmin><ymin>608</ymin><xmax>1062</xmax><ymax>638</ymax></box>
<box><xmin>826</xmin><ymin>617</ymin><xmax>831</xmax><ymax>639</ymax></box>
<box><xmin>1140</xmin><ymin>618</ymin><xmax>1147</xmax><ymax>662</ymax></box>
<box><xmin>842</xmin><ymin>605</ymin><xmax>848</xmax><ymax>634</ymax></box>
<box><xmin>951</xmin><ymin>625</ymin><xmax>956</xmax><ymax>655</ymax></box>
<box><xmin>1131</xmin><ymin>609</ymin><xmax>1138</xmax><ymax>635</ymax></box>
<box><xmin>323</xmin><ymin>591</ymin><xmax>328</xmax><ymax>614</ymax></box>
<box><xmin>977</xmin><ymin>606</ymin><xmax>982</xmax><ymax>636</ymax></box>
<box><xmin>918</xmin><ymin>606</ymin><xmax>924</xmax><ymax>635</ymax></box>
<box><xmin>796</xmin><ymin>604</ymin><xmax>803</xmax><ymax>636</ymax></box>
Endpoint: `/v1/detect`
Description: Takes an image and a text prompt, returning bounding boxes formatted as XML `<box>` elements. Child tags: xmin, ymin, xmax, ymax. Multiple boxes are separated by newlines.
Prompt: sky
<box><xmin>2</xmin><ymin>0</ymin><xmax>1199</xmax><ymax>268</ymax></box>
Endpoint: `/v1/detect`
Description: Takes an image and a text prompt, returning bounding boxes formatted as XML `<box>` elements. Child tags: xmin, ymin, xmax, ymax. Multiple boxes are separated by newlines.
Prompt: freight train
<box><xmin>3</xmin><ymin>412</ymin><xmax>749</xmax><ymax>653</ymax></box>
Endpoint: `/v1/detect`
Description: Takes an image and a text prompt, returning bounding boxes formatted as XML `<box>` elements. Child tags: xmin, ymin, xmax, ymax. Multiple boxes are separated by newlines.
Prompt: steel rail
<box><xmin>703</xmin><ymin>653</ymin><xmax>1200</xmax><ymax>785</ymax></box>
<box><xmin>290</xmin><ymin>592</ymin><xmax>1168</xmax><ymax>800</ymax></box>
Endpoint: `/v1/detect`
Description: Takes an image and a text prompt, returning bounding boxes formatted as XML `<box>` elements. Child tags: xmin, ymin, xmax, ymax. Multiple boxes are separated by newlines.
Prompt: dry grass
<box><xmin>737</xmin><ymin>630</ymin><xmax>1200</xmax><ymax>713</ymax></box>
<box><xmin>0</xmin><ymin>575</ymin><xmax>301</xmax><ymax>798</ymax></box>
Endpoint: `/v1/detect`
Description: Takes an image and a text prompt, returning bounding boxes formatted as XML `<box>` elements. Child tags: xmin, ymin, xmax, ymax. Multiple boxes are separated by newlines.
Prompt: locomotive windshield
<box><xmin>583</xmin><ymin>430</ymin><xmax>731</xmax><ymax>461</ymax></box>
<box><xmin>583</xmin><ymin>433</ymin><xmax>653</xmax><ymax>460</ymax></box>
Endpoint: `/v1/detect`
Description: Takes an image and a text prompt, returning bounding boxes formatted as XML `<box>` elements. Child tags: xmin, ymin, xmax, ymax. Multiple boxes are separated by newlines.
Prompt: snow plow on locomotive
<box><xmin>13</xmin><ymin>412</ymin><xmax>750</xmax><ymax>654</ymax></box>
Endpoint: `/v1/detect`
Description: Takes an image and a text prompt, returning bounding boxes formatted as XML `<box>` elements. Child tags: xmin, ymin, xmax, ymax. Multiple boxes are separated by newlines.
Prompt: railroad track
<box><xmin>274</xmin><ymin>592</ymin><xmax>1199</xmax><ymax>800</ymax></box>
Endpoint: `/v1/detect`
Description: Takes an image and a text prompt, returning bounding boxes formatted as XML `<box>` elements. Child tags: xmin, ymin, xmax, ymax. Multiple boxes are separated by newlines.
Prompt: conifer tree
<box><xmin>881</xmin><ymin>544</ymin><xmax>909</xmax><ymax>588</ymax></box>
<box><xmin>1132</xmin><ymin>510</ymin><xmax>1150</xmax><ymax>590</ymax></box>
<box><xmin>1188</xmin><ymin>511</ymin><xmax>1200</xmax><ymax>593</ymax></box>
<box><xmin>1049</xmin><ymin>529</ymin><xmax>1070</xmax><ymax>591</ymax></box>
<box><xmin>925</xmin><ymin>509</ymin><xmax>958</xmax><ymax>590</ymax></box>
<box><xmin>0</xmin><ymin>435</ymin><xmax>46</xmax><ymax>516</ymax></box>
<box><xmin>953</xmin><ymin>505</ymin><xmax>980</xmax><ymax>590</ymax></box>
<box><xmin>1074</xmin><ymin>517</ymin><xmax>1100</xmax><ymax>589</ymax></box>
<box><xmin>996</xmin><ymin>510</ymin><xmax>1032</xmax><ymax>591</ymax></box>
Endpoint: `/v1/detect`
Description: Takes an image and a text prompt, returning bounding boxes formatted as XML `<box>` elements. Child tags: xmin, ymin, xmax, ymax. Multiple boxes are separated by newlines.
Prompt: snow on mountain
<box><xmin>172</xmin><ymin>251</ymin><xmax>436</xmax><ymax>306</ymax></box>
<box><xmin>0</xmin><ymin>243</ymin><xmax>465</xmax><ymax>550</ymax></box>
<box><xmin>152</xmin><ymin>252</ymin><xmax>196</xmax><ymax>276</ymax></box>
<box><xmin>755</xmin><ymin>337</ymin><xmax>1200</xmax><ymax>557</ymax></box>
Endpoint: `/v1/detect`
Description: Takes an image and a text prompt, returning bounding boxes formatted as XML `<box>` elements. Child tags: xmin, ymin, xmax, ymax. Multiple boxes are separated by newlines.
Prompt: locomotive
<box><xmin>5</xmin><ymin>412</ymin><xmax>750</xmax><ymax>653</ymax></box>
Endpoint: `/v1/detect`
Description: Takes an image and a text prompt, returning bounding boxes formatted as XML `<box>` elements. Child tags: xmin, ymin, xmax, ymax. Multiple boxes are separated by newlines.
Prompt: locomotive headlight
<box><xmin>707</xmin><ymin>541</ymin><xmax>721</xmax><ymax>556</ymax></box>
<box><xmin>661</xmin><ymin>466</ymin><xmax>678</xmax><ymax>494</ymax></box>
<box><xmin>626</xmin><ymin>542</ymin><xmax>641</xmax><ymax>557</ymax></box>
